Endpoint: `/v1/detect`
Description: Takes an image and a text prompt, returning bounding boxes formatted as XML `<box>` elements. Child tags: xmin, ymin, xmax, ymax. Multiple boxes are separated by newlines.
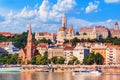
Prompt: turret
<box><xmin>62</xmin><ymin>13</ymin><xmax>67</xmax><ymax>28</ymax></box>
<box><xmin>114</xmin><ymin>22</ymin><xmax>119</xmax><ymax>30</ymax></box>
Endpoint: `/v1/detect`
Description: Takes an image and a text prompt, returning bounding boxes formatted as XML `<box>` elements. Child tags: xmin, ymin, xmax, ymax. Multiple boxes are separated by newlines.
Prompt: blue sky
<box><xmin>0</xmin><ymin>0</ymin><xmax>120</xmax><ymax>33</ymax></box>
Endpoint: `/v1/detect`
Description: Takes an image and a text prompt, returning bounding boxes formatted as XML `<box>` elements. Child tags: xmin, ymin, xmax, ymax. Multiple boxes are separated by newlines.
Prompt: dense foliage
<box><xmin>51</xmin><ymin>56</ymin><xmax>65</xmax><ymax>64</ymax></box>
<box><xmin>0</xmin><ymin>54</ymin><xmax>21</xmax><ymax>64</ymax></box>
<box><xmin>68</xmin><ymin>56</ymin><xmax>80</xmax><ymax>65</ymax></box>
<box><xmin>37</xmin><ymin>38</ymin><xmax>52</xmax><ymax>44</ymax></box>
<box><xmin>83</xmin><ymin>52</ymin><xmax>104</xmax><ymax>65</ymax></box>
<box><xmin>64</xmin><ymin>37</ymin><xmax>120</xmax><ymax>46</ymax></box>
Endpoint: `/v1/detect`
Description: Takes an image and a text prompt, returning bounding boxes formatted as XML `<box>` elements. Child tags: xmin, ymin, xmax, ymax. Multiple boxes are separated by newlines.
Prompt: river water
<box><xmin>0</xmin><ymin>72</ymin><xmax>120</xmax><ymax>80</ymax></box>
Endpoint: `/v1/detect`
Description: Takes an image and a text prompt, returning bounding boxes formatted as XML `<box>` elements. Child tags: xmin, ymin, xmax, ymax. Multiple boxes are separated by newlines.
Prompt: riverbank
<box><xmin>19</xmin><ymin>65</ymin><xmax>120</xmax><ymax>74</ymax></box>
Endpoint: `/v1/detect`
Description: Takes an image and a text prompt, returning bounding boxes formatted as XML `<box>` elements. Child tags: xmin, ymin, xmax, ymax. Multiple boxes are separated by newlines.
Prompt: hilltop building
<box><xmin>19</xmin><ymin>24</ymin><xmax>35</xmax><ymax>64</ymax></box>
<box><xmin>57</xmin><ymin>14</ymin><xmax>75</xmax><ymax>44</ymax></box>
<box><xmin>35</xmin><ymin>32</ymin><xmax>57</xmax><ymax>43</ymax></box>
<box><xmin>79</xmin><ymin>22</ymin><xmax>120</xmax><ymax>40</ymax></box>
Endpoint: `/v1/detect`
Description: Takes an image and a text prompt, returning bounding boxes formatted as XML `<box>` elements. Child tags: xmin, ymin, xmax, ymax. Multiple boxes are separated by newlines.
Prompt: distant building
<box><xmin>4</xmin><ymin>42</ymin><xmax>19</xmax><ymax>54</ymax></box>
<box><xmin>0</xmin><ymin>32</ymin><xmax>15</xmax><ymax>37</ymax></box>
<box><xmin>106</xmin><ymin>46</ymin><xmax>120</xmax><ymax>65</ymax></box>
<box><xmin>79</xmin><ymin>26</ymin><xmax>109</xmax><ymax>40</ymax></box>
<box><xmin>35</xmin><ymin>32</ymin><xmax>57</xmax><ymax>43</ymax></box>
<box><xmin>79</xmin><ymin>22</ymin><xmax>120</xmax><ymax>39</ymax></box>
<box><xmin>0</xmin><ymin>42</ymin><xmax>19</xmax><ymax>54</ymax></box>
<box><xmin>36</xmin><ymin>43</ymin><xmax>48</xmax><ymax>56</ymax></box>
<box><xmin>73</xmin><ymin>44</ymin><xmax>89</xmax><ymax>64</ymax></box>
<box><xmin>57</xmin><ymin>14</ymin><xmax>75</xmax><ymax>44</ymax></box>
<box><xmin>0</xmin><ymin>42</ymin><xmax>10</xmax><ymax>48</ymax></box>
<box><xmin>19</xmin><ymin>24</ymin><xmax>36</xmax><ymax>64</ymax></box>
<box><xmin>48</xmin><ymin>46</ymin><xmax>64</xmax><ymax>59</ymax></box>
<box><xmin>109</xmin><ymin>22</ymin><xmax>120</xmax><ymax>38</ymax></box>
<box><xmin>0</xmin><ymin>47</ymin><xmax>8</xmax><ymax>55</ymax></box>
<box><xmin>64</xmin><ymin>46</ymin><xmax>75</xmax><ymax>64</ymax></box>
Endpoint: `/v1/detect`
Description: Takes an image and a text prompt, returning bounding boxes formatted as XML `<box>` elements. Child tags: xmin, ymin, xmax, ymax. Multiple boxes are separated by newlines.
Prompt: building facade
<box><xmin>73</xmin><ymin>44</ymin><xmax>89</xmax><ymax>64</ymax></box>
<box><xmin>48</xmin><ymin>46</ymin><xmax>64</xmax><ymax>59</ymax></box>
<box><xmin>106</xmin><ymin>46</ymin><xmax>120</xmax><ymax>65</ymax></box>
<box><xmin>64</xmin><ymin>46</ymin><xmax>75</xmax><ymax>64</ymax></box>
<box><xmin>36</xmin><ymin>43</ymin><xmax>48</xmax><ymax>56</ymax></box>
<box><xmin>35</xmin><ymin>32</ymin><xmax>57</xmax><ymax>43</ymax></box>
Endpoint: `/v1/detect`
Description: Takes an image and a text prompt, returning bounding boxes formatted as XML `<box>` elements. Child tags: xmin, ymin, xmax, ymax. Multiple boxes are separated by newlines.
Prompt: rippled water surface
<box><xmin>0</xmin><ymin>72</ymin><xmax>120</xmax><ymax>80</ymax></box>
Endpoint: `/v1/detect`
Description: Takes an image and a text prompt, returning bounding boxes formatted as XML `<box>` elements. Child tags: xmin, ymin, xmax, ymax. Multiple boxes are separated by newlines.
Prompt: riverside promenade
<box><xmin>20</xmin><ymin>65</ymin><xmax>120</xmax><ymax>74</ymax></box>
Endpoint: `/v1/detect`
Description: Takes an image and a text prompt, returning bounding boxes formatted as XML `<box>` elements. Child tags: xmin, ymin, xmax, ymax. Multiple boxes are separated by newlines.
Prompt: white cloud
<box><xmin>104</xmin><ymin>0</ymin><xmax>120</xmax><ymax>3</ymax></box>
<box><xmin>15</xmin><ymin>7</ymin><xmax>37</xmax><ymax>19</ymax></box>
<box><xmin>0</xmin><ymin>0</ymin><xmax>76</xmax><ymax>33</ymax></box>
<box><xmin>85</xmin><ymin>1</ymin><xmax>100</xmax><ymax>13</ymax></box>
<box><xmin>106</xmin><ymin>19</ymin><xmax>112</xmax><ymax>23</ymax></box>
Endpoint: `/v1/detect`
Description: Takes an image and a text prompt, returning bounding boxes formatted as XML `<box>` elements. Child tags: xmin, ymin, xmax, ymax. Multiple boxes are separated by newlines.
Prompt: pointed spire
<box><xmin>93</xmin><ymin>26</ymin><xmax>96</xmax><ymax>33</ymax></box>
<box><xmin>62</xmin><ymin>13</ymin><xmax>67</xmax><ymax>28</ymax></box>
<box><xmin>28</xmin><ymin>24</ymin><xmax>32</xmax><ymax>34</ymax></box>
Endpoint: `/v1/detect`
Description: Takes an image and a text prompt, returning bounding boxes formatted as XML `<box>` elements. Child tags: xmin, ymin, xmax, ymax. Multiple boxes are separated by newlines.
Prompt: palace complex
<box><xmin>35</xmin><ymin>14</ymin><xmax>120</xmax><ymax>44</ymax></box>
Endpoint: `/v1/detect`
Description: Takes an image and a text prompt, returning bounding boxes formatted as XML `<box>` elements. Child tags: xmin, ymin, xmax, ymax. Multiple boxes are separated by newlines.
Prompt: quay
<box><xmin>20</xmin><ymin>65</ymin><xmax>120</xmax><ymax>74</ymax></box>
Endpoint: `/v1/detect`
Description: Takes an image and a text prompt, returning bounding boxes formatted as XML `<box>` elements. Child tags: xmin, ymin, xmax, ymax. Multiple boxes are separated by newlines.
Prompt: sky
<box><xmin>0</xmin><ymin>0</ymin><xmax>120</xmax><ymax>33</ymax></box>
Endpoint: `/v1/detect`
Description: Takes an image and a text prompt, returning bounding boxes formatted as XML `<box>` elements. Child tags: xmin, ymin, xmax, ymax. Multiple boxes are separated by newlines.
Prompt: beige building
<box><xmin>73</xmin><ymin>44</ymin><xmax>89</xmax><ymax>64</ymax></box>
<box><xmin>64</xmin><ymin>46</ymin><xmax>75</xmax><ymax>64</ymax></box>
<box><xmin>106</xmin><ymin>45</ymin><xmax>120</xmax><ymax>65</ymax></box>
<box><xmin>35</xmin><ymin>32</ymin><xmax>57</xmax><ymax>43</ymax></box>
<box><xmin>48</xmin><ymin>46</ymin><xmax>64</xmax><ymax>59</ymax></box>
<box><xmin>36</xmin><ymin>43</ymin><xmax>48</xmax><ymax>56</ymax></box>
<box><xmin>79</xmin><ymin>26</ymin><xmax>109</xmax><ymax>40</ymax></box>
<box><xmin>110</xmin><ymin>22</ymin><xmax>120</xmax><ymax>38</ymax></box>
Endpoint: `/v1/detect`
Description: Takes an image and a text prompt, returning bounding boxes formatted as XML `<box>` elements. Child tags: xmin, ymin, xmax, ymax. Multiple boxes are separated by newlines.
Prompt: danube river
<box><xmin>0</xmin><ymin>72</ymin><xmax>120</xmax><ymax>80</ymax></box>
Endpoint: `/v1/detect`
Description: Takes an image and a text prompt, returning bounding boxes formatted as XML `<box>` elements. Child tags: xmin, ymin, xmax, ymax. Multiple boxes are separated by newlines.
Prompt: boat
<box><xmin>89</xmin><ymin>69</ymin><xmax>102</xmax><ymax>75</ymax></box>
<box><xmin>72</xmin><ymin>68</ymin><xmax>102</xmax><ymax>76</ymax></box>
<box><xmin>0</xmin><ymin>65</ymin><xmax>21</xmax><ymax>72</ymax></box>
<box><xmin>72</xmin><ymin>68</ymin><xmax>90</xmax><ymax>75</ymax></box>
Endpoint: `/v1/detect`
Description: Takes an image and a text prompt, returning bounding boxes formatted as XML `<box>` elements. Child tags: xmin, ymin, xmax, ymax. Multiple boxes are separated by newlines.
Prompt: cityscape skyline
<box><xmin>0</xmin><ymin>0</ymin><xmax>120</xmax><ymax>33</ymax></box>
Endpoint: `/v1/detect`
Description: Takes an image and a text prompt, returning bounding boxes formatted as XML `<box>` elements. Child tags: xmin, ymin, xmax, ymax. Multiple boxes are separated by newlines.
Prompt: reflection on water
<box><xmin>0</xmin><ymin>72</ymin><xmax>120</xmax><ymax>80</ymax></box>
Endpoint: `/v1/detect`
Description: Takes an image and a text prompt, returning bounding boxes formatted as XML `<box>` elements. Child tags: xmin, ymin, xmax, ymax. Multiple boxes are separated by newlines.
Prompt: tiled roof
<box><xmin>37</xmin><ymin>43</ymin><xmax>48</xmax><ymax>48</ymax></box>
<box><xmin>64</xmin><ymin>46</ymin><xmax>75</xmax><ymax>50</ymax></box>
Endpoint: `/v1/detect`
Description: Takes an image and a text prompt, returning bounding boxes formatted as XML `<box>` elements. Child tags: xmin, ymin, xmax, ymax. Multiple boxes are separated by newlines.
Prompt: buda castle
<box><xmin>35</xmin><ymin>14</ymin><xmax>120</xmax><ymax>44</ymax></box>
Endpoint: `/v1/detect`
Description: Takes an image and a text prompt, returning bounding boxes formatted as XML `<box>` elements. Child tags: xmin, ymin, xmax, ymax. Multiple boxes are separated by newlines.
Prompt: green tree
<box><xmin>63</xmin><ymin>39</ymin><xmax>69</xmax><ymax>44</ymax></box>
<box><xmin>68</xmin><ymin>56</ymin><xmax>80</xmax><ymax>65</ymax></box>
<box><xmin>70</xmin><ymin>37</ymin><xmax>80</xmax><ymax>46</ymax></box>
<box><xmin>51</xmin><ymin>56</ymin><xmax>58</xmax><ymax>64</ymax></box>
<box><xmin>83</xmin><ymin>52</ymin><xmax>95</xmax><ymax>65</ymax></box>
<box><xmin>13</xmin><ymin>32</ymin><xmax>28</xmax><ymax>48</ymax></box>
<box><xmin>35</xmin><ymin>55</ymin><xmax>41</xmax><ymax>65</ymax></box>
<box><xmin>57</xmin><ymin>57</ymin><xmax>65</xmax><ymax>64</ymax></box>
<box><xmin>95</xmin><ymin>53</ymin><xmax>104</xmax><ymax>65</ymax></box>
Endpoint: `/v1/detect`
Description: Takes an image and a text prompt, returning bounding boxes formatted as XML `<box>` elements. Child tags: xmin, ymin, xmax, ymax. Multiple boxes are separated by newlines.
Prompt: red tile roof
<box><xmin>64</xmin><ymin>46</ymin><xmax>75</xmax><ymax>50</ymax></box>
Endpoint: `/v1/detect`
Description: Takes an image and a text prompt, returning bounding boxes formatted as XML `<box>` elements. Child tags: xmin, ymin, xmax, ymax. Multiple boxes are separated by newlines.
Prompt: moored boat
<box><xmin>72</xmin><ymin>68</ymin><xmax>102</xmax><ymax>76</ymax></box>
<box><xmin>0</xmin><ymin>66</ymin><xmax>21</xmax><ymax>72</ymax></box>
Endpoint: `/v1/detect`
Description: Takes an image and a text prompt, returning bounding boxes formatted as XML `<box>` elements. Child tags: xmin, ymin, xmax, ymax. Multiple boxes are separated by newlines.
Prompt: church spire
<box><xmin>26</xmin><ymin>24</ymin><xmax>32</xmax><ymax>62</ymax></box>
<box><xmin>114</xmin><ymin>22</ymin><xmax>119</xmax><ymax>30</ymax></box>
<box><xmin>62</xmin><ymin>13</ymin><xmax>67</xmax><ymax>28</ymax></box>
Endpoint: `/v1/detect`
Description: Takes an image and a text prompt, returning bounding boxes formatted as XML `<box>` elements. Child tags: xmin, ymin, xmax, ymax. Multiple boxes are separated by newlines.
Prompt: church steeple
<box><xmin>114</xmin><ymin>22</ymin><xmax>119</xmax><ymax>30</ymax></box>
<box><xmin>62</xmin><ymin>13</ymin><xmax>67</xmax><ymax>28</ymax></box>
<box><xmin>26</xmin><ymin>24</ymin><xmax>32</xmax><ymax>62</ymax></box>
<box><xmin>27</xmin><ymin>24</ymin><xmax>32</xmax><ymax>42</ymax></box>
